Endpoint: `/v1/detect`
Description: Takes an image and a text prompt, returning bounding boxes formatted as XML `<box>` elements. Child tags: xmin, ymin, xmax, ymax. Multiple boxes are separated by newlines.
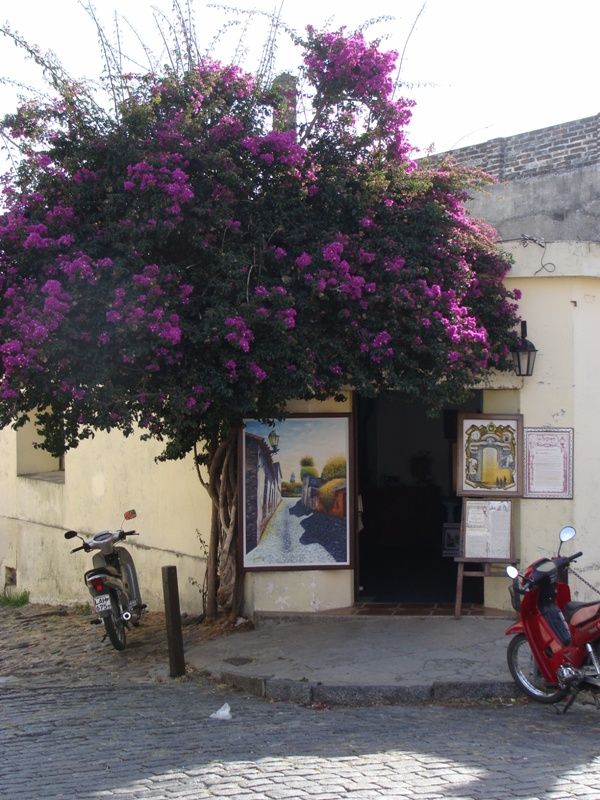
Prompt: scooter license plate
<box><xmin>94</xmin><ymin>594</ymin><xmax>112</xmax><ymax>613</ymax></box>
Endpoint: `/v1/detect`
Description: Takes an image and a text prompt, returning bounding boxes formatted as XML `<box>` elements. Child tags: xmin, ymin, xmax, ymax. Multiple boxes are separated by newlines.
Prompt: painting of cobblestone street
<box><xmin>243</xmin><ymin>417</ymin><xmax>350</xmax><ymax>568</ymax></box>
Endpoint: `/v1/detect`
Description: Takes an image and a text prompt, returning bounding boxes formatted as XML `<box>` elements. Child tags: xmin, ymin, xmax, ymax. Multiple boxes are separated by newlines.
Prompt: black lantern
<box><xmin>511</xmin><ymin>321</ymin><xmax>537</xmax><ymax>377</ymax></box>
<box><xmin>267</xmin><ymin>428</ymin><xmax>280</xmax><ymax>454</ymax></box>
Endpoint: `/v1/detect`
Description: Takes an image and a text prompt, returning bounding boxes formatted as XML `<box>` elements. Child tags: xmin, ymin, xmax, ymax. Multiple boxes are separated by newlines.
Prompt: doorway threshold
<box><xmin>322</xmin><ymin>603</ymin><xmax>513</xmax><ymax>618</ymax></box>
<box><xmin>252</xmin><ymin>605</ymin><xmax>515</xmax><ymax>626</ymax></box>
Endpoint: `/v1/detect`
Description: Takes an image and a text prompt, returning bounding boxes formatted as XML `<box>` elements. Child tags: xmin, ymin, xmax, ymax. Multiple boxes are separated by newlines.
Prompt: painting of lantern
<box><xmin>242</xmin><ymin>416</ymin><xmax>351</xmax><ymax>569</ymax></box>
<box><xmin>457</xmin><ymin>414</ymin><xmax>523</xmax><ymax>497</ymax></box>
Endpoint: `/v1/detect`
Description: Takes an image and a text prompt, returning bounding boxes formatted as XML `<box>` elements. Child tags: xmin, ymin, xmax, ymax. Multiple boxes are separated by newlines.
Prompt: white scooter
<box><xmin>65</xmin><ymin>510</ymin><xmax>145</xmax><ymax>650</ymax></box>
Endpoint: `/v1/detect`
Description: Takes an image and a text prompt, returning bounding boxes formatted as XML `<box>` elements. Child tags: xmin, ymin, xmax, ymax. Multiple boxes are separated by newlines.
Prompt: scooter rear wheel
<box><xmin>103</xmin><ymin>593</ymin><xmax>126</xmax><ymax>651</ymax></box>
<box><xmin>507</xmin><ymin>633</ymin><xmax>567</xmax><ymax>703</ymax></box>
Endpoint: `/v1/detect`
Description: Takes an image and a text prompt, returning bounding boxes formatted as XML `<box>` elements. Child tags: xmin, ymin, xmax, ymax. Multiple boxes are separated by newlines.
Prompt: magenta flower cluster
<box><xmin>224</xmin><ymin>316</ymin><xmax>254</xmax><ymax>352</ymax></box>
<box><xmin>241</xmin><ymin>130</ymin><xmax>307</xmax><ymax>173</ymax></box>
<box><xmin>0</xmin><ymin>28</ymin><xmax>520</xmax><ymax>451</ymax></box>
<box><xmin>302</xmin><ymin>27</ymin><xmax>415</xmax><ymax>161</ymax></box>
<box><xmin>304</xmin><ymin>28</ymin><xmax>397</xmax><ymax>101</ymax></box>
<box><xmin>124</xmin><ymin>160</ymin><xmax>194</xmax><ymax>216</ymax></box>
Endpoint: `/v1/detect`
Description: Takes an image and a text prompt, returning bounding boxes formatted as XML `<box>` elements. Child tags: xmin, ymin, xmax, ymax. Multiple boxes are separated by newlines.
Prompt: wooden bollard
<box><xmin>161</xmin><ymin>565</ymin><xmax>186</xmax><ymax>678</ymax></box>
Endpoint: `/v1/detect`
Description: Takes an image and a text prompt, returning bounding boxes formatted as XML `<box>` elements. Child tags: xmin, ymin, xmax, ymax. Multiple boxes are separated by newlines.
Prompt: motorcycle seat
<box><xmin>85</xmin><ymin>565</ymin><xmax>120</xmax><ymax>580</ymax></box>
<box><xmin>564</xmin><ymin>601</ymin><xmax>600</xmax><ymax>626</ymax></box>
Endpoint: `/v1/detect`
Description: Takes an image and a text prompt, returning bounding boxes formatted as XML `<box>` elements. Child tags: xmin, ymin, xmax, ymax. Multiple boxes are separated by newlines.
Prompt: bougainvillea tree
<box><xmin>0</xmin><ymin>24</ymin><xmax>520</xmax><ymax>617</ymax></box>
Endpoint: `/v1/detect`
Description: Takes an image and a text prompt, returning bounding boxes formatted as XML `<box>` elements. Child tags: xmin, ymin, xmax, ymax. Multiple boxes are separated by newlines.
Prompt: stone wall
<box><xmin>441</xmin><ymin>114</ymin><xmax>600</xmax><ymax>182</ymax></box>
<box><xmin>432</xmin><ymin>114</ymin><xmax>600</xmax><ymax>242</ymax></box>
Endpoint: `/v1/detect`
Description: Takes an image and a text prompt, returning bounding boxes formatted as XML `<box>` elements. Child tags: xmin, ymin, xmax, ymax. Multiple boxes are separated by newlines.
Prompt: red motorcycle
<box><xmin>506</xmin><ymin>526</ymin><xmax>600</xmax><ymax>712</ymax></box>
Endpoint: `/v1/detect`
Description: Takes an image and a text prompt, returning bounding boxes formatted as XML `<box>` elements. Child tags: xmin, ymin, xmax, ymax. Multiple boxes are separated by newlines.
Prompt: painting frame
<box><xmin>523</xmin><ymin>427</ymin><xmax>574</xmax><ymax>499</ymax></box>
<box><xmin>241</xmin><ymin>414</ymin><xmax>353</xmax><ymax>571</ymax></box>
<box><xmin>456</xmin><ymin>413</ymin><xmax>524</xmax><ymax>497</ymax></box>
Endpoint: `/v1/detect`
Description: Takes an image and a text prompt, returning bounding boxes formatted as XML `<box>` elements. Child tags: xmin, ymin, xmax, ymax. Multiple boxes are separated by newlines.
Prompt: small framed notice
<box><xmin>524</xmin><ymin>427</ymin><xmax>573</xmax><ymax>499</ymax></box>
<box><xmin>461</xmin><ymin>499</ymin><xmax>512</xmax><ymax>560</ymax></box>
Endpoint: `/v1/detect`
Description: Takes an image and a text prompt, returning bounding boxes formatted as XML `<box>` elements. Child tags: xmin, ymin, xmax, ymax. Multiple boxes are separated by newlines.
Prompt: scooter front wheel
<box><xmin>103</xmin><ymin>593</ymin><xmax>126</xmax><ymax>651</ymax></box>
<box><xmin>507</xmin><ymin>633</ymin><xmax>567</xmax><ymax>703</ymax></box>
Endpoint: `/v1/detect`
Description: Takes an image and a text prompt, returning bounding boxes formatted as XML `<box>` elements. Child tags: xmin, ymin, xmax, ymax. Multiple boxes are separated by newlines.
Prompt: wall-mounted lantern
<box><xmin>511</xmin><ymin>321</ymin><xmax>537</xmax><ymax>377</ymax></box>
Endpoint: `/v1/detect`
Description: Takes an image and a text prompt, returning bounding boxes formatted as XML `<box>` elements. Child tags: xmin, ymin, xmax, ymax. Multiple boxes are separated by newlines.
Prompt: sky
<box><xmin>0</xmin><ymin>0</ymin><xmax>598</xmax><ymax>155</ymax></box>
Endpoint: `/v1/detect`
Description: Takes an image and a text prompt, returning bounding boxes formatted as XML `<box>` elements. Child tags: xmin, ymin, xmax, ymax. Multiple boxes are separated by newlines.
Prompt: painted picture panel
<box><xmin>457</xmin><ymin>414</ymin><xmax>523</xmax><ymax>497</ymax></box>
<box><xmin>242</xmin><ymin>416</ymin><xmax>351</xmax><ymax>569</ymax></box>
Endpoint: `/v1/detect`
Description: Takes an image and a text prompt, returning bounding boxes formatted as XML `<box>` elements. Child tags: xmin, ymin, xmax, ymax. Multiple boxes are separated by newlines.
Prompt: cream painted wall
<box><xmin>244</xmin><ymin>569</ymin><xmax>354</xmax><ymax>614</ymax></box>
<box><xmin>16</xmin><ymin>417</ymin><xmax>61</xmax><ymax>475</ymax></box>
<box><xmin>3</xmin><ymin>247</ymin><xmax>599</xmax><ymax>617</ymax></box>
<box><xmin>0</xmin><ymin>392</ymin><xmax>355</xmax><ymax>614</ymax></box>
<box><xmin>482</xmin><ymin>242</ymin><xmax>600</xmax><ymax>609</ymax></box>
<box><xmin>284</xmin><ymin>393</ymin><xmax>352</xmax><ymax>415</ymax></box>
<box><xmin>0</xmin><ymin>426</ymin><xmax>210</xmax><ymax>612</ymax></box>
<box><xmin>63</xmin><ymin>431</ymin><xmax>211</xmax><ymax>612</ymax></box>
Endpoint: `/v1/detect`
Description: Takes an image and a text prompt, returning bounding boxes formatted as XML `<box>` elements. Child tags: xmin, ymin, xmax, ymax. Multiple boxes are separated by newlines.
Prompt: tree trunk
<box><xmin>201</xmin><ymin>429</ymin><xmax>240</xmax><ymax>620</ymax></box>
<box><xmin>205</xmin><ymin>505</ymin><xmax>219</xmax><ymax>620</ymax></box>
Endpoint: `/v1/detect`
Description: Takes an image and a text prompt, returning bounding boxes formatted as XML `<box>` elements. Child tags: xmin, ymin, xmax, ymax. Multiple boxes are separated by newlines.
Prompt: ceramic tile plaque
<box><xmin>457</xmin><ymin>414</ymin><xmax>523</xmax><ymax>497</ymax></box>
<box><xmin>524</xmin><ymin>427</ymin><xmax>573</xmax><ymax>499</ymax></box>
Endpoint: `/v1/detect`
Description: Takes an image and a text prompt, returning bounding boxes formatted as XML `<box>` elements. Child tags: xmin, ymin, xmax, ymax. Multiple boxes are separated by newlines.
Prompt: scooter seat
<box><xmin>564</xmin><ymin>601</ymin><xmax>600</xmax><ymax>626</ymax></box>
<box><xmin>84</xmin><ymin>565</ymin><xmax>120</xmax><ymax>580</ymax></box>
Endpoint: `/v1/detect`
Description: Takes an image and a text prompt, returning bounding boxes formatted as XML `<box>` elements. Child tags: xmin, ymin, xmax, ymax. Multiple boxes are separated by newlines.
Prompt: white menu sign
<box><xmin>463</xmin><ymin>500</ymin><xmax>512</xmax><ymax>559</ymax></box>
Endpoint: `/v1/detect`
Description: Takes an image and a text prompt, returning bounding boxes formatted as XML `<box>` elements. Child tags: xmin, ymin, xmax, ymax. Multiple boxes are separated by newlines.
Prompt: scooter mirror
<box><xmin>559</xmin><ymin>525</ymin><xmax>576</xmax><ymax>543</ymax></box>
<box><xmin>124</xmin><ymin>510</ymin><xmax>137</xmax><ymax>521</ymax></box>
<box><xmin>64</xmin><ymin>530</ymin><xmax>78</xmax><ymax>540</ymax></box>
<box><xmin>506</xmin><ymin>565</ymin><xmax>519</xmax><ymax>579</ymax></box>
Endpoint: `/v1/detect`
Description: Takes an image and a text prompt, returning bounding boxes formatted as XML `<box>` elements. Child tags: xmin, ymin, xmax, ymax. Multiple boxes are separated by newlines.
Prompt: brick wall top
<box><xmin>438</xmin><ymin>114</ymin><xmax>600</xmax><ymax>181</ymax></box>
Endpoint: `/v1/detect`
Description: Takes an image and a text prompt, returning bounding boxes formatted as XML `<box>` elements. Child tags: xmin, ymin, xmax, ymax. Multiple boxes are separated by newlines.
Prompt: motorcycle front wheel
<box><xmin>507</xmin><ymin>633</ymin><xmax>567</xmax><ymax>703</ymax></box>
<box><xmin>103</xmin><ymin>593</ymin><xmax>126</xmax><ymax>651</ymax></box>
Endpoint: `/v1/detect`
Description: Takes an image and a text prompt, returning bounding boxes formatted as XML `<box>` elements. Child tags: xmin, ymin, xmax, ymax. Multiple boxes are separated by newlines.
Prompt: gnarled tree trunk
<box><xmin>196</xmin><ymin>429</ymin><xmax>240</xmax><ymax>620</ymax></box>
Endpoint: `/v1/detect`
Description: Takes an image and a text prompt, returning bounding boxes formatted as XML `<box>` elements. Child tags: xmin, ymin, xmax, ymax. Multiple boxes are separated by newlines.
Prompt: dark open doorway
<box><xmin>356</xmin><ymin>392</ymin><xmax>483</xmax><ymax>604</ymax></box>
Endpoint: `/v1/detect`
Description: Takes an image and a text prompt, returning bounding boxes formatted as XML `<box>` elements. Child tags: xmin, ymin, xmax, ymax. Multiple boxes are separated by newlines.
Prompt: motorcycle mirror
<box><xmin>506</xmin><ymin>565</ymin><xmax>519</xmax><ymax>579</ymax></box>
<box><xmin>559</xmin><ymin>526</ymin><xmax>576</xmax><ymax>543</ymax></box>
<box><xmin>64</xmin><ymin>530</ymin><xmax>78</xmax><ymax>540</ymax></box>
<box><xmin>124</xmin><ymin>510</ymin><xmax>137</xmax><ymax>521</ymax></box>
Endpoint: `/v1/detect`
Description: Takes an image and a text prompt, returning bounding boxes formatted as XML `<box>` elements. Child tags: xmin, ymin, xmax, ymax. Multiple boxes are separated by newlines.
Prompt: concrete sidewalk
<box><xmin>185</xmin><ymin>611</ymin><xmax>519</xmax><ymax>706</ymax></box>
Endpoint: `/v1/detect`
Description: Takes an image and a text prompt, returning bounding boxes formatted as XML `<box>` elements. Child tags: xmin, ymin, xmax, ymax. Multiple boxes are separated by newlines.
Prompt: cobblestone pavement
<box><xmin>0</xmin><ymin>603</ymin><xmax>238</xmax><ymax>687</ymax></box>
<box><xmin>3</xmin><ymin>605</ymin><xmax>600</xmax><ymax>800</ymax></box>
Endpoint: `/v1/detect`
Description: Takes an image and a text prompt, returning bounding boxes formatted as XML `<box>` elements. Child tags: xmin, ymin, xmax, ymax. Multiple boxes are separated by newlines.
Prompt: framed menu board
<box><xmin>461</xmin><ymin>499</ymin><xmax>512</xmax><ymax>560</ymax></box>
<box><xmin>524</xmin><ymin>427</ymin><xmax>573</xmax><ymax>499</ymax></box>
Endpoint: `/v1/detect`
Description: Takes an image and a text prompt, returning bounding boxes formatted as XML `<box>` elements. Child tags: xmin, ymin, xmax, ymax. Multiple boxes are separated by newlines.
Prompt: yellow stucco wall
<box><xmin>2</xmin><ymin>242</ymin><xmax>599</xmax><ymax>616</ymax></box>
<box><xmin>482</xmin><ymin>241</ymin><xmax>600</xmax><ymax>609</ymax></box>
<box><xmin>0</xmin><ymin>392</ymin><xmax>355</xmax><ymax>615</ymax></box>
<box><xmin>16</xmin><ymin>416</ymin><xmax>61</xmax><ymax>475</ymax></box>
<box><xmin>0</xmin><ymin>424</ymin><xmax>210</xmax><ymax>613</ymax></box>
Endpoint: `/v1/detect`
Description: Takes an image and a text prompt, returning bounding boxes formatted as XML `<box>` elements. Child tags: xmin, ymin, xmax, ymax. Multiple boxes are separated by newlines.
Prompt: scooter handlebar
<box><xmin>556</xmin><ymin>551</ymin><xmax>583</xmax><ymax>567</ymax></box>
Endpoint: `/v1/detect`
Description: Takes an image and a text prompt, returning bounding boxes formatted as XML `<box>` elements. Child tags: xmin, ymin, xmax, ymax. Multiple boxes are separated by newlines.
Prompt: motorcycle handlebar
<box><xmin>555</xmin><ymin>551</ymin><xmax>583</xmax><ymax>568</ymax></box>
<box><xmin>515</xmin><ymin>551</ymin><xmax>583</xmax><ymax>592</ymax></box>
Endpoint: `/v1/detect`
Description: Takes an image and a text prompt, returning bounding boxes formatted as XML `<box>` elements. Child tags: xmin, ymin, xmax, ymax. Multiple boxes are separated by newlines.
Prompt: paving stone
<box><xmin>220</xmin><ymin>670</ymin><xmax>266</xmax><ymax>697</ymax></box>
<box><xmin>3</xmin><ymin>605</ymin><xmax>600</xmax><ymax>799</ymax></box>
<box><xmin>0</xmin><ymin>603</ymin><xmax>246</xmax><ymax>690</ymax></box>
<box><xmin>265</xmin><ymin>678</ymin><xmax>312</xmax><ymax>704</ymax></box>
